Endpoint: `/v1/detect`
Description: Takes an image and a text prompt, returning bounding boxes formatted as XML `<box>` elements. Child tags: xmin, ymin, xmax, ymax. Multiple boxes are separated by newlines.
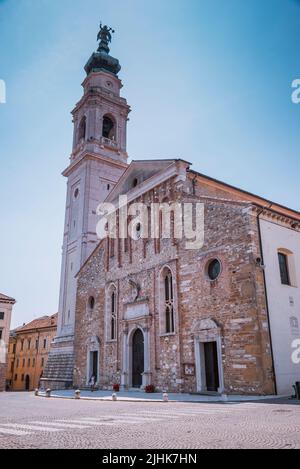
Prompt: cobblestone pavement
<box><xmin>0</xmin><ymin>392</ymin><xmax>300</xmax><ymax>449</ymax></box>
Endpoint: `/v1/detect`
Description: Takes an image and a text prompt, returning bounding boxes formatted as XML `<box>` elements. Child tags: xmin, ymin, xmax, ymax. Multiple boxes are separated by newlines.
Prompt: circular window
<box><xmin>74</xmin><ymin>188</ymin><xmax>79</xmax><ymax>199</ymax></box>
<box><xmin>207</xmin><ymin>259</ymin><xmax>221</xmax><ymax>281</ymax></box>
<box><xmin>88</xmin><ymin>296</ymin><xmax>95</xmax><ymax>310</ymax></box>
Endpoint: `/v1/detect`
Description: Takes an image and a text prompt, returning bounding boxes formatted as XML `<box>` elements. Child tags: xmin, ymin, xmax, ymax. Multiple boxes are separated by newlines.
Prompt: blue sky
<box><xmin>0</xmin><ymin>0</ymin><xmax>299</xmax><ymax>328</ymax></box>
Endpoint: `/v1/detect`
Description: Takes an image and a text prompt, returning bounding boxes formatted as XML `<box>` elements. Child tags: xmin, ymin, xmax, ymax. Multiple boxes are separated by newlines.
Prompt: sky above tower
<box><xmin>0</xmin><ymin>0</ymin><xmax>299</xmax><ymax>327</ymax></box>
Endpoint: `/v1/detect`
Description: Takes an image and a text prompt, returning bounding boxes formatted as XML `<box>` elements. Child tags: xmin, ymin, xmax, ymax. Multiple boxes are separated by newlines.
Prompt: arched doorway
<box><xmin>132</xmin><ymin>329</ymin><xmax>144</xmax><ymax>388</ymax></box>
<box><xmin>25</xmin><ymin>375</ymin><xmax>30</xmax><ymax>391</ymax></box>
<box><xmin>86</xmin><ymin>336</ymin><xmax>100</xmax><ymax>387</ymax></box>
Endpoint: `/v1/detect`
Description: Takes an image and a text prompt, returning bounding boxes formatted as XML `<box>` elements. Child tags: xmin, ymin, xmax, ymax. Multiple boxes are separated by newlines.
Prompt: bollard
<box><xmin>75</xmin><ymin>389</ymin><xmax>81</xmax><ymax>399</ymax></box>
<box><xmin>162</xmin><ymin>392</ymin><xmax>169</xmax><ymax>402</ymax></box>
<box><xmin>34</xmin><ymin>388</ymin><xmax>39</xmax><ymax>397</ymax></box>
<box><xmin>112</xmin><ymin>392</ymin><xmax>117</xmax><ymax>401</ymax></box>
<box><xmin>46</xmin><ymin>388</ymin><xmax>51</xmax><ymax>398</ymax></box>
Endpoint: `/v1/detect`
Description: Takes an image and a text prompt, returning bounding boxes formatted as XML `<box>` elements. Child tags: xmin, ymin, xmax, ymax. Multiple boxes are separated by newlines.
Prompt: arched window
<box><xmin>164</xmin><ymin>269</ymin><xmax>174</xmax><ymax>333</ymax></box>
<box><xmin>78</xmin><ymin>116</ymin><xmax>86</xmax><ymax>142</ymax></box>
<box><xmin>88</xmin><ymin>296</ymin><xmax>95</xmax><ymax>311</ymax></box>
<box><xmin>102</xmin><ymin>115</ymin><xmax>116</xmax><ymax>140</ymax></box>
<box><xmin>111</xmin><ymin>291</ymin><xmax>116</xmax><ymax>340</ymax></box>
<box><xmin>135</xmin><ymin>223</ymin><xmax>142</xmax><ymax>240</ymax></box>
<box><xmin>107</xmin><ymin>286</ymin><xmax>117</xmax><ymax>341</ymax></box>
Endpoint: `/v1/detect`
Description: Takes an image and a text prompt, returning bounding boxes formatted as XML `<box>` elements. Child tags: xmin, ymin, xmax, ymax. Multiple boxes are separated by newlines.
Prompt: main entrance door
<box><xmin>204</xmin><ymin>341</ymin><xmax>219</xmax><ymax>392</ymax></box>
<box><xmin>132</xmin><ymin>329</ymin><xmax>144</xmax><ymax>387</ymax></box>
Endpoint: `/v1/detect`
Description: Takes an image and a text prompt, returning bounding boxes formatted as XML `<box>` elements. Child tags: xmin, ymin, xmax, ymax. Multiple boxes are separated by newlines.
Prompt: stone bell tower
<box><xmin>42</xmin><ymin>24</ymin><xmax>130</xmax><ymax>389</ymax></box>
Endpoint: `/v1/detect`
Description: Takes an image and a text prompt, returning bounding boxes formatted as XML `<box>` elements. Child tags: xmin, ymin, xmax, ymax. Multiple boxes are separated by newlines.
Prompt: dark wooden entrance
<box><xmin>132</xmin><ymin>329</ymin><xmax>144</xmax><ymax>387</ymax></box>
<box><xmin>90</xmin><ymin>351</ymin><xmax>98</xmax><ymax>380</ymax></box>
<box><xmin>25</xmin><ymin>375</ymin><xmax>30</xmax><ymax>391</ymax></box>
<box><xmin>204</xmin><ymin>341</ymin><xmax>219</xmax><ymax>392</ymax></box>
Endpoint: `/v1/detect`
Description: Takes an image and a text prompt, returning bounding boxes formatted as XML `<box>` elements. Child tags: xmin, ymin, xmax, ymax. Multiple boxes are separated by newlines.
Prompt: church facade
<box><xmin>43</xmin><ymin>24</ymin><xmax>300</xmax><ymax>396</ymax></box>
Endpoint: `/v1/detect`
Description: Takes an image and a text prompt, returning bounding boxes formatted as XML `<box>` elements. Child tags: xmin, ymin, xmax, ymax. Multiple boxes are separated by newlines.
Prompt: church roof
<box><xmin>0</xmin><ymin>293</ymin><xmax>16</xmax><ymax>304</ymax></box>
<box><xmin>14</xmin><ymin>313</ymin><xmax>58</xmax><ymax>333</ymax></box>
<box><xmin>85</xmin><ymin>51</ymin><xmax>121</xmax><ymax>76</ymax></box>
<box><xmin>189</xmin><ymin>169</ymin><xmax>300</xmax><ymax>221</ymax></box>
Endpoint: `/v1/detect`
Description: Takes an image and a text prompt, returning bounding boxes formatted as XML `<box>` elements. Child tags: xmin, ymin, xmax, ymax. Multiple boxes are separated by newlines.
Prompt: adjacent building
<box><xmin>0</xmin><ymin>293</ymin><xmax>16</xmax><ymax>391</ymax></box>
<box><xmin>42</xmin><ymin>24</ymin><xmax>300</xmax><ymax>395</ymax></box>
<box><xmin>6</xmin><ymin>314</ymin><xmax>57</xmax><ymax>391</ymax></box>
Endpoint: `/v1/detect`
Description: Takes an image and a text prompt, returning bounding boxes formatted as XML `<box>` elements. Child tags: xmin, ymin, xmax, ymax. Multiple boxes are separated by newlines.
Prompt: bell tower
<box><xmin>42</xmin><ymin>24</ymin><xmax>130</xmax><ymax>389</ymax></box>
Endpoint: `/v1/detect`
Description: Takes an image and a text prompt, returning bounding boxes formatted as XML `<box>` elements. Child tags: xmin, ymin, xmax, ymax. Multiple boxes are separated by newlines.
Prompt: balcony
<box><xmin>100</xmin><ymin>136</ymin><xmax>118</xmax><ymax>149</ymax></box>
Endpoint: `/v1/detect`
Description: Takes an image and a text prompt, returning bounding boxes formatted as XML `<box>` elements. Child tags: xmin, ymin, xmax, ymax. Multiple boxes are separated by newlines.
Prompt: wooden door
<box><xmin>132</xmin><ymin>329</ymin><xmax>144</xmax><ymax>387</ymax></box>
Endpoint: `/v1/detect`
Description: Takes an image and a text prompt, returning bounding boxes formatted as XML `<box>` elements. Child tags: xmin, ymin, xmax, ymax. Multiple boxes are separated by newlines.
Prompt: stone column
<box><xmin>142</xmin><ymin>327</ymin><xmax>152</xmax><ymax>387</ymax></box>
<box><xmin>121</xmin><ymin>330</ymin><xmax>128</xmax><ymax>389</ymax></box>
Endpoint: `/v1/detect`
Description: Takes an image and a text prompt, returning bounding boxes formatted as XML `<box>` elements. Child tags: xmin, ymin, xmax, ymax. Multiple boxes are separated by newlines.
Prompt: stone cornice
<box><xmin>13</xmin><ymin>325</ymin><xmax>57</xmax><ymax>336</ymax></box>
<box><xmin>251</xmin><ymin>204</ymin><xmax>300</xmax><ymax>231</ymax></box>
<box><xmin>0</xmin><ymin>296</ymin><xmax>16</xmax><ymax>305</ymax></box>
<box><xmin>72</xmin><ymin>88</ymin><xmax>130</xmax><ymax>116</ymax></box>
<box><xmin>62</xmin><ymin>151</ymin><xmax>128</xmax><ymax>178</ymax></box>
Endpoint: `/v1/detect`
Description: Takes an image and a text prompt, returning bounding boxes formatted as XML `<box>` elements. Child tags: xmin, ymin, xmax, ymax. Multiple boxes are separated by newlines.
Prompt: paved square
<box><xmin>0</xmin><ymin>392</ymin><xmax>299</xmax><ymax>449</ymax></box>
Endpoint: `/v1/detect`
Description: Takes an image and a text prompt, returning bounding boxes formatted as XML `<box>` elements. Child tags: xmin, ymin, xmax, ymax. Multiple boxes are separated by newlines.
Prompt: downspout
<box><xmin>33</xmin><ymin>330</ymin><xmax>41</xmax><ymax>389</ymax></box>
<box><xmin>191</xmin><ymin>174</ymin><xmax>197</xmax><ymax>196</ymax></box>
<box><xmin>256</xmin><ymin>205</ymin><xmax>277</xmax><ymax>395</ymax></box>
<box><xmin>11</xmin><ymin>338</ymin><xmax>16</xmax><ymax>391</ymax></box>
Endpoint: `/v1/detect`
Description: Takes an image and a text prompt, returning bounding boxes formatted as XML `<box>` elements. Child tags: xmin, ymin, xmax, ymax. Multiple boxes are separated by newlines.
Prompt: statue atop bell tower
<box><xmin>41</xmin><ymin>23</ymin><xmax>130</xmax><ymax>390</ymax></box>
<box><xmin>84</xmin><ymin>23</ymin><xmax>121</xmax><ymax>76</ymax></box>
<box><xmin>97</xmin><ymin>23</ymin><xmax>115</xmax><ymax>53</ymax></box>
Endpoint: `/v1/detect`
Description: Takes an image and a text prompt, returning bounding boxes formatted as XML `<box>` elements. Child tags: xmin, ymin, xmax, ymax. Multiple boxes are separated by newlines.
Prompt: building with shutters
<box><xmin>6</xmin><ymin>314</ymin><xmax>57</xmax><ymax>391</ymax></box>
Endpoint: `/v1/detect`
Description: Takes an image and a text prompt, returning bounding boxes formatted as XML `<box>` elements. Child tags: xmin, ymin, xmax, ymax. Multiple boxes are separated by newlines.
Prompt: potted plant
<box><xmin>145</xmin><ymin>384</ymin><xmax>155</xmax><ymax>393</ymax></box>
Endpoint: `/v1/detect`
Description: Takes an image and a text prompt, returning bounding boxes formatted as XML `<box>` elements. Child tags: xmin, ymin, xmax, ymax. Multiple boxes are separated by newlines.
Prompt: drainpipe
<box><xmin>191</xmin><ymin>174</ymin><xmax>197</xmax><ymax>196</ymax></box>
<box><xmin>33</xmin><ymin>330</ymin><xmax>41</xmax><ymax>390</ymax></box>
<box><xmin>10</xmin><ymin>339</ymin><xmax>16</xmax><ymax>391</ymax></box>
<box><xmin>256</xmin><ymin>205</ymin><xmax>277</xmax><ymax>395</ymax></box>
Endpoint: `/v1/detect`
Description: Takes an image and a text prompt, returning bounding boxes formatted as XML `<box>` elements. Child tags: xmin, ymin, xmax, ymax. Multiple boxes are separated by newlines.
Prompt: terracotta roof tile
<box><xmin>15</xmin><ymin>313</ymin><xmax>58</xmax><ymax>332</ymax></box>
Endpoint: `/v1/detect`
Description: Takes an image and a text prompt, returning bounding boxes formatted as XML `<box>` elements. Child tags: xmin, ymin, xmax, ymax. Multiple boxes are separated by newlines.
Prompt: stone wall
<box><xmin>73</xmin><ymin>173</ymin><xmax>276</xmax><ymax>395</ymax></box>
<box><xmin>176</xmin><ymin>191</ymin><xmax>274</xmax><ymax>394</ymax></box>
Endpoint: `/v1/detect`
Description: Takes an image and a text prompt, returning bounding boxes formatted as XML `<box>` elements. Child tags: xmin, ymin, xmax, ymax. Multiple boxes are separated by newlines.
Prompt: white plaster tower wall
<box><xmin>42</xmin><ymin>24</ymin><xmax>130</xmax><ymax>388</ymax></box>
<box><xmin>57</xmin><ymin>157</ymin><xmax>126</xmax><ymax>338</ymax></box>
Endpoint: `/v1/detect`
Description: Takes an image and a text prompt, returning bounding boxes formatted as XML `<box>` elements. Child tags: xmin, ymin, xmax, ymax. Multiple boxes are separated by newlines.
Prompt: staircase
<box><xmin>41</xmin><ymin>352</ymin><xmax>74</xmax><ymax>390</ymax></box>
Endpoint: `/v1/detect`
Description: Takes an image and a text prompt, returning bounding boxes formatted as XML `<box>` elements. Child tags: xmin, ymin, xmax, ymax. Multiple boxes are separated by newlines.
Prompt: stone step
<box><xmin>42</xmin><ymin>353</ymin><xmax>74</xmax><ymax>381</ymax></box>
